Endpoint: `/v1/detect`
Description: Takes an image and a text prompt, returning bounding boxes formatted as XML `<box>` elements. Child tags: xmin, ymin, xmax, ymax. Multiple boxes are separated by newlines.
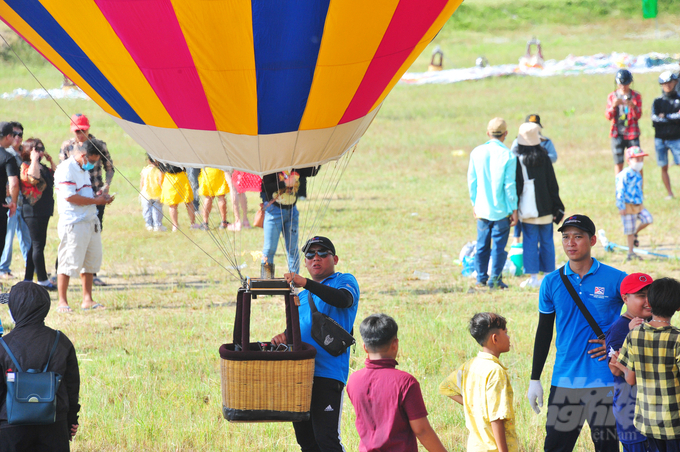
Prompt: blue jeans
<box><xmin>0</xmin><ymin>209</ymin><xmax>31</xmax><ymax>274</ymax></box>
<box><xmin>141</xmin><ymin>198</ymin><xmax>164</xmax><ymax>228</ymax></box>
<box><xmin>262</xmin><ymin>204</ymin><xmax>300</xmax><ymax>274</ymax></box>
<box><xmin>475</xmin><ymin>217</ymin><xmax>510</xmax><ymax>285</ymax></box>
<box><xmin>522</xmin><ymin>222</ymin><xmax>556</xmax><ymax>274</ymax></box>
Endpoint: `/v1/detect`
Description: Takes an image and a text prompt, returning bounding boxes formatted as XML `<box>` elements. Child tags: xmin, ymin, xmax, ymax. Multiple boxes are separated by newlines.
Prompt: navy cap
<box><xmin>558</xmin><ymin>214</ymin><xmax>596</xmax><ymax>236</ymax></box>
<box><xmin>525</xmin><ymin>114</ymin><xmax>542</xmax><ymax>128</ymax></box>
<box><xmin>302</xmin><ymin>236</ymin><xmax>335</xmax><ymax>255</ymax></box>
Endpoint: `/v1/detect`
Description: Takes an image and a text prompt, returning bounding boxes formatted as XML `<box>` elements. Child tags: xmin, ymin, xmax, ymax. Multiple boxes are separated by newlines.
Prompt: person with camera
<box><xmin>606</xmin><ymin>69</ymin><xmax>642</xmax><ymax>175</ymax></box>
<box><xmin>0</xmin><ymin>282</ymin><xmax>81</xmax><ymax>451</ymax></box>
<box><xmin>272</xmin><ymin>236</ymin><xmax>360</xmax><ymax>452</ymax></box>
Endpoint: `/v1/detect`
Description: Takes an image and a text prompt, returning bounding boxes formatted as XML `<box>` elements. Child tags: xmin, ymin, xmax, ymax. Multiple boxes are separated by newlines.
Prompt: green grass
<box><xmin>1</xmin><ymin>6</ymin><xmax>680</xmax><ymax>451</ymax></box>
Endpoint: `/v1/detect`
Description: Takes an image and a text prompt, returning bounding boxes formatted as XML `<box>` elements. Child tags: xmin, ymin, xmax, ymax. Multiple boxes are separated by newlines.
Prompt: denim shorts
<box><xmin>654</xmin><ymin>138</ymin><xmax>680</xmax><ymax>167</ymax></box>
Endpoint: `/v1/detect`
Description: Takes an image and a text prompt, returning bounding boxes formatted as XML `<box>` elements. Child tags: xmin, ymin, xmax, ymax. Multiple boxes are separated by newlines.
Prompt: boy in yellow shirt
<box><xmin>439</xmin><ymin>312</ymin><xmax>517</xmax><ymax>452</ymax></box>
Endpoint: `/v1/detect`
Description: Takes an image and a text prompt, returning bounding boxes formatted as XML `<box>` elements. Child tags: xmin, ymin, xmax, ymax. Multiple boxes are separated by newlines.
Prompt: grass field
<box><xmin>1</xmin><ymin>3</ymin><xmax>680</xmax><ymax>451</ymax></box>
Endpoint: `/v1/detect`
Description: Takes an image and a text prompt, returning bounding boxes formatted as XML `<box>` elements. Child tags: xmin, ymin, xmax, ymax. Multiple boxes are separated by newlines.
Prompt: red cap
<box><xmin>70</xmin><ymin>113</ymin><xmax>90</xmax><ymax>133</ymax></box>
<box><xmin>620</xmin><ymin>273</ymin><xmax>653</xmax><ymax>294</ymax></box>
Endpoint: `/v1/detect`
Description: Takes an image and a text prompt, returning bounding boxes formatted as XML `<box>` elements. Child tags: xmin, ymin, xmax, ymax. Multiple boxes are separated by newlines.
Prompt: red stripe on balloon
<box><xmin>95</xmin><ymin>0</ymin><xmax>216</xmax><ymax>130</ymax></box>
<box><xmin>339</xmin><ymin>0</ymin><xmax>449</xmax><ymax>124</ymax></box>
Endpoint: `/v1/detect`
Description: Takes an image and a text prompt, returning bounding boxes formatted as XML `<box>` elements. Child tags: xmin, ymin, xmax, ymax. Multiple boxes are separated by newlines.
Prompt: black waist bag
<box><xmin>308</xmin><ymin>293</ymin><xmax>355</xmax><ymax>356</ymax></box>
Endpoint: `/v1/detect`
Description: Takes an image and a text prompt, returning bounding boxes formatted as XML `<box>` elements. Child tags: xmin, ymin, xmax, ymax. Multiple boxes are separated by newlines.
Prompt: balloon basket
<box><xmin>219</xmin><ymin>284</ymin><xmax>316</xmax><ymax>423</ymax></box>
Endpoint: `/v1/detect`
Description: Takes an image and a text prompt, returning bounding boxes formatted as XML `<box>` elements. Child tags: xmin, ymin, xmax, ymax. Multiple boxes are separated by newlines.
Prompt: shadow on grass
<box><xmin>378</xmin><ymin>286</ymin><xmax>465</xmax><ymax>296</ymax></box>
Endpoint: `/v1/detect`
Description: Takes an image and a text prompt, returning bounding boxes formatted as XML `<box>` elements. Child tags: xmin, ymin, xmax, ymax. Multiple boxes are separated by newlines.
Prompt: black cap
<box><xmin>557</xmin><ymin>214</ymin><xmax>596</xmax><ymax>236</ymax></box>
<box><xmin>525</xmin><ymin>114</ymin><xmax>542</xmax><ymax>128</ymax></box>
<box><xmin>302</xmin><ymin>236</ymin><xmax>335</xmax><ymax>255</ymax></box>
<box><xmin>0</xmin><ymin>122</ymin><xmax>13</xmax><ymax>138</ymax></box>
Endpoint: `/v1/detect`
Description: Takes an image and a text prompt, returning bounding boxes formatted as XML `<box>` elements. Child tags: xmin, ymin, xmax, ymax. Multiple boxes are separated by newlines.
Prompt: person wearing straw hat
<box><xmin>59</xmin><ymin>114</ymin><xmax>115</xmax><ymax>287</ymax></box>
<box><xmin>54</xmin><ymin>139</ymin><xmax>114</xmax><ymax>312</ymax></box>
<box><xmin>467</xmin><ymin>117</ymin><xmax>518</xmax><ymax>290</ymax></box>
<box><xmin>272</xmin><ymin>236</ymin><xmax>360</xmax><ymax>452</ymax></box>
<box><xmin>514</xmin><ymin>122</ymin><xmax>564</xmax><ymax>289</ymax></box>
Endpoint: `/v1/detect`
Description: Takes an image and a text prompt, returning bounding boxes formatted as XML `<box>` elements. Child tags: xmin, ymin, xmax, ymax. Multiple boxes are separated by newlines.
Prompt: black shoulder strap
<box><xmin>559</xmin><ymin>266</ymin><xmax>605</xmax><ymax>340</ymax></box>
<box><xmin>307</xmin><ymin>292</ymin><xmax>318</xmax><ymax>314</ymax></box>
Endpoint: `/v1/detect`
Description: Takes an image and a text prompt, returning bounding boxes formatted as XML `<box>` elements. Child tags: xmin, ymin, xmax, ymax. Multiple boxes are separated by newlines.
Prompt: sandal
<box><xmin>633</xmin><ymin>233</ymin><xmax>639</xmax><ymax>248</ymax></box>
<box><xmin>56</xmin><ymin>306</ymin><xmax>73</xmax><ymax>313</ymax></box>
<box><xmin>219</xmin><ymin>221</ymin><xmax>231</xmax><ymax>229</ymax></box>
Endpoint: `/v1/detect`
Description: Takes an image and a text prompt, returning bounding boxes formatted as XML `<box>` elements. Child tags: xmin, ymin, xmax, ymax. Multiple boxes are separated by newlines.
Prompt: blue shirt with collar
<box><xmin>298</xmin><ymin>272</ymin><xmax>360</xmax><ymax>384</ymax></box>
<box><xmin>467</xmin><ymin>138</ymin><xmax>518</xmax><ymax>221</ymax></box>
<box><xmin>539</xmin><ymin>258</ymin><xmax>626</xmax><ymax>388</ymax></box>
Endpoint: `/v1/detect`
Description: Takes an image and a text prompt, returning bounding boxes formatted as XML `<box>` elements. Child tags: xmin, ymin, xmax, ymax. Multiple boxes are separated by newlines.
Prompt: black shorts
<box><xmin>611</xmin><ymin>137</ymin><xmax>640</xmax><ymax>165</ymax></box>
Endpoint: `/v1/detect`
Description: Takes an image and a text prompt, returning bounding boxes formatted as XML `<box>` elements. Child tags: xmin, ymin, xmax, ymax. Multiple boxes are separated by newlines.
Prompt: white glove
<box><xmin>527</xmin><ymin>380</ymin><xmax>544</xmax><ymax>414</ymax></box>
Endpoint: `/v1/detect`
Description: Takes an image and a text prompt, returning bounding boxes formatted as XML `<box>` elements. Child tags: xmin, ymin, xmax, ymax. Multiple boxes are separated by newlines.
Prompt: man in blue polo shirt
<box><xmin>527</xmin><ymin>214</ymin><xmax>626</xmax><ymax>452</ymax></box>
<box><xmin>272</xmin><ymin>236</ymin><xmax>359</xmax><ymax>452</ymax></box>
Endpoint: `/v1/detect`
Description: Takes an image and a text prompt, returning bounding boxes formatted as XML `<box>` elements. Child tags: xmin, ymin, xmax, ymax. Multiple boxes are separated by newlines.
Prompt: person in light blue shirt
<box><xmin>272</xmin><ymin>236</ymin><xmax>359</xmax><ymax>452</ymax></box>
<box><xmin>615</xmin><ymin>146</ymin><xmax>653</xmax><ymax>261</ymax></box>
<box><xmin>528</xmin><ymin>214</ymin><xmax>626</xmax><ymax>452</ymax></box>
<box><xmin>467</xmin><ymin>117</ymin><xmax>518</xmax><ymax>289</ymax></box>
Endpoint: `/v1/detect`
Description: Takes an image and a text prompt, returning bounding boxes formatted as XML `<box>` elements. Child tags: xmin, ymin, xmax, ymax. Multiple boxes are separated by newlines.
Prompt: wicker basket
<box><xmin>220</xmin><ymin>287</ymin><xmax>316</xmax><ymax>422</ymax></box>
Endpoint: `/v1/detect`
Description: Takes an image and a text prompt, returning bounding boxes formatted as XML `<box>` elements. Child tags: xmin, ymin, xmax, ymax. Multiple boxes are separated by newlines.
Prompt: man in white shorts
<box><xmin>54</xmin><ymin>139</ymin><xmax>114</xmax><ymax>312</ymax></box>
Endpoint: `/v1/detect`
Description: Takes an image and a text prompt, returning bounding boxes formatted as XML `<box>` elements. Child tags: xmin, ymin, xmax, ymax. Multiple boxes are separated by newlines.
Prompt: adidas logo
<box><xmin>324</xmin><ymin>405</ymin><xmax>334</xmax><ymax>412</ymax></box>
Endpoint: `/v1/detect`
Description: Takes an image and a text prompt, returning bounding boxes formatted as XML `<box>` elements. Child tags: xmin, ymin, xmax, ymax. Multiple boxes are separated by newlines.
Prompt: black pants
<box><xmin>0</xmin><ymin>419</ymin><xmax>70</xmax><ymax>452</ymax></box>
<box><xmin>293</xmin><ymin>377</ymin><xmax>345</xmax><ymax>452</ymax></box>
<box><xmin>24</xmin><ymin>215</ymin><xmax>51</xmax><ymax>282</ymax></box>
<box><xmin>0</xmin><ymin>205</ymin><xmax>8</xmax><ymax>265</ymax></box>
<box><xmin>544</xmin><ymin>386</ymin><xmax>619</xmax><ymax>452</ymax></box>
<box><xmin>96</xmin><ymin>204</ymin><xmax>105</xmax><ymax>231</ymax></box>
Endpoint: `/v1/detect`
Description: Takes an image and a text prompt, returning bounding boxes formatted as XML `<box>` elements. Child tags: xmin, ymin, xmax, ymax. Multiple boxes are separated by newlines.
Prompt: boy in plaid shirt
<box><xmin>618</xmin><ymin>277</ymin><xmax>680</xmax><ymax>451</ymax></box>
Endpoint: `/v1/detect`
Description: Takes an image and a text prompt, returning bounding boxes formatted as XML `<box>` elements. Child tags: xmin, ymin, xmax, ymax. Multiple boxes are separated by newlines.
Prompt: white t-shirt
<box><xmin>54</xmin><ymin>157</ymin><xmax>98</xmax><ymax>225</ymax></box>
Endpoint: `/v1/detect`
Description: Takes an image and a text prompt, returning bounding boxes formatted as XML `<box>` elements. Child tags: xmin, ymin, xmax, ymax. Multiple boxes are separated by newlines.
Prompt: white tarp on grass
<box><xmin>400</xmin><ymin>52</ymin><xmax>680</xmax><ymax>85</ymax></box>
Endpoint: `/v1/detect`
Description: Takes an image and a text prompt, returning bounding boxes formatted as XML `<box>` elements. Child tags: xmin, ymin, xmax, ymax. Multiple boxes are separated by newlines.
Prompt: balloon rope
<box><xmin>0</xmin><ymin>34</ymin><xmax>243</xmax><ymax>281</ymax></box>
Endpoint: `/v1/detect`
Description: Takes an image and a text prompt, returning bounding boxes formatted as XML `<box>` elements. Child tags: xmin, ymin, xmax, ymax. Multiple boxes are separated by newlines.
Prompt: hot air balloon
<box><xmin>0</xmin><ymin>0</ymin><xmax>462</xmax><ymax>175</ymax></box>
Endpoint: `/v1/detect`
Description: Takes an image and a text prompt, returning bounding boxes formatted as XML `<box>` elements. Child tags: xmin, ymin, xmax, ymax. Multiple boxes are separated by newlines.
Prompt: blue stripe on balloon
<box><xmin>5</xmin><ymin>0</ymin><xmax>143</xmax><ymax>124</ymax></box>
<box><xmin>251</xmin><ymin>0</ymin><xmax>330</xmax><ymax>135</ymax></box>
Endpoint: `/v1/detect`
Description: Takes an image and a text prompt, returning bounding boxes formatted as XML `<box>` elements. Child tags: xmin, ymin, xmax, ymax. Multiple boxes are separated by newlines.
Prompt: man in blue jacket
<box><xmin>468</xmin><ymin>118</ymin><xmax>518</xmax><ymax>289</ymax></box>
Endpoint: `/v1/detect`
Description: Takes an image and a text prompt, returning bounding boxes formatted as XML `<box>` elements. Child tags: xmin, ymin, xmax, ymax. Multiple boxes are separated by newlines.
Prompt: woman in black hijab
<box><xmin>0</xmin><ymin>282</ymin><xmax>80</xmax><ymax>451</ymax></box>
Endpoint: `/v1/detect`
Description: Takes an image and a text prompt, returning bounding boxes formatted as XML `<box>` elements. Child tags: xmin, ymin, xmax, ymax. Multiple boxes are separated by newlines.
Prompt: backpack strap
<box><xmin>559</xmin><ymin>266</ymin><xmax>605</xmax><ymax>340</ymax></box>
<box><xmin>0</xmin><ymin>330</ymin><xmax>61</xmax><ymax>373</ymax></box>
<box><xmin>43</xmin><ymin>331</ymin><xmax>61</xmax><ymax>372</ymax></box>
<box><xmin>0</xmin><ymin>337</ymin><xmax>22</xmax><ymax>372</ymax></box>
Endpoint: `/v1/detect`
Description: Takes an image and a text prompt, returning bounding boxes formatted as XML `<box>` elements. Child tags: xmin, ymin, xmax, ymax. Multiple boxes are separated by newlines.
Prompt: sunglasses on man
<box><xmin>305</xmin><ymin>249</ymin><xmax>333</xmax><ymax>260</ymax></box>
<box><xmin>13</xmin><ymin>132</ymin><xmax>22</xmax><ymax>138</ymax></box>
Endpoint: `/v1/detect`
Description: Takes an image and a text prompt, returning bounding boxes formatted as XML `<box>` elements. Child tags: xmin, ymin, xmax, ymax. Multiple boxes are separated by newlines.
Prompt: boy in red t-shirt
<box><xmin>346</xmin><ymin>313</ymin><xmax>448</xmax><ymax>452</ymax></box>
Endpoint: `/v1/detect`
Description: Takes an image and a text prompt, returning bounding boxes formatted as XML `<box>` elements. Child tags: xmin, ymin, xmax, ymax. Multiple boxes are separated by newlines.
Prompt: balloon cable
<box><xmin>0</xmin><ymin>34</ymin><xmax>242</xmax><ymax>281</ymax></box>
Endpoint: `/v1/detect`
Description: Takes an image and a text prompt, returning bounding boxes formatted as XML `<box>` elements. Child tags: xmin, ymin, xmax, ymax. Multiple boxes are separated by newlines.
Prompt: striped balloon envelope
<box><xmin>0</xmin><ymin>0</ymin><xmax>462</xmax><ymax>174</ymax></box>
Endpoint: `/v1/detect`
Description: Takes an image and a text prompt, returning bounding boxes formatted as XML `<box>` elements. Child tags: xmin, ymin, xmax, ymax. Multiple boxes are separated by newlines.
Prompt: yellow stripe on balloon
<box><xmin>0</xmin><ymin>2</ymin><xmax>118</xmax><ymax>118</ymax></box>
<box><xmin>368</xmin><ymin>0</ymin><xmax>463</xmax><ymax>113</ymax></box>
<box><xmin>172</xmin><ymin>0</ymin><xmax>258</xmax><ymax>135</ymax></box>
<box><xmin>299</xmin><ymin>0</ymin><xmax>400</xmax><ymax>131</ymax></box>
<box><xmin>40</xmin><ymin>0</ymin><xmax>176</xmax><ymax>128</ymax></box>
